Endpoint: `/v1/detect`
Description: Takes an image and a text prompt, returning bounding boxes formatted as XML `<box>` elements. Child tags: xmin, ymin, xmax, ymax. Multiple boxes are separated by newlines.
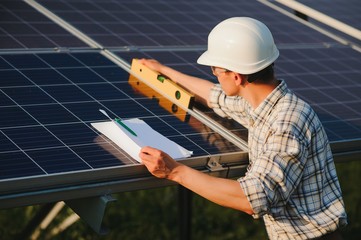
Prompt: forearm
<box><xmin>158</xmin><ymin>64</ymin><xmax>215</xmax><ymax>107</ymax></box>
<box><xmin>169</xmin><ymin>164</ymin><xmax>254</xmax><ymax>215</ymax></box>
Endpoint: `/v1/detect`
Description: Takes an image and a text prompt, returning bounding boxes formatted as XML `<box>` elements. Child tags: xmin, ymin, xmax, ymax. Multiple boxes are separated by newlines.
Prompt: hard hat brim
<box><xmin>197</xmin><ymin>48</ymin><xmax>279</xmax><ymax>75</ymax></box>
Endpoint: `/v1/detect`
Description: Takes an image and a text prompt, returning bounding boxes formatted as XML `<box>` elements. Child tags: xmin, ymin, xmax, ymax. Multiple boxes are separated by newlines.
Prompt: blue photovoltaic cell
<box><xmin>25</xmin><ymin>147</ymin><xmax>91</xmax><ymax>174</ymax></box>
<box><xmin>0</xmin><ymin>152</ymin><xmax>46</xmax><ymax>179</ymax></box>
<box><xmin>47</xmin><ymin>123</ymin><xmax>100</xmax><ymax>146</ymax></box>
<box><xmin>41</xmin><ymin>85</ymin><xmax>94</xmax><ymax>103</ymax></box>
<box><xmin>71</xmin><ymin>144</ymin><xmax>124</xmax><ymax>168</ymax></box>
<box><xmin>23</xmin><ymin>104</ymin><xmax>80</xmax><ymax>124</ymax></box>
<box><xmin>2</xmin><ymin>86</ymin><xmax>56</xmax><ymax>105</ymax></box>
<box><xmin>0</xmin><ymin>0</ymin><xmax>87</xmax><ymax>49</ymax></box>
<box><xmin>0</xmin><ymin>131</ymin><xmax>19</xmax><ymax>152</ymax></box>
<box><xmin>1</xmin><ymin>106</ymin><xmax>39</xmax><ymax>128</ymax></box>
<box><xmin>0</xmin><ymin>70</ymin><xmax>33</xmax><ymax>87</ymax></box>
<box><xmin>3</xmin><ymin>126</ymin><xmax>64</xmax><ymax>150</ymax></box>
<box><xmin>0</xmin><ymin>52</ymin><xmax>241</xmax><ymax>183</ymax></box>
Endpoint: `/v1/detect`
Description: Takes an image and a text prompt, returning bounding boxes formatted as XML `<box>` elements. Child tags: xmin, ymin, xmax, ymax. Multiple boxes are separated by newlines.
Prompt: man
<box><xmin>139</xmin><ymin>17</ymin><xmax>347</xmax><ymax>239</ymax></box>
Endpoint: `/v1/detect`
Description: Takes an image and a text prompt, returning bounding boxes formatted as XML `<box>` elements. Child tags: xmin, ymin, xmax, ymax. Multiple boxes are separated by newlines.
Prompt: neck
<box><xmin>242</xmin><ymin>78</ymin><xmax>279</xmax><ymax>109</ymax></box>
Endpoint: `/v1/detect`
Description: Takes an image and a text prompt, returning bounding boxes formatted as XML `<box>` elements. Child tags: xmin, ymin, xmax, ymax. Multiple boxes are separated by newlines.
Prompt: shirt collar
<box><xmin>249</xmin><ymin>80</ymin><xmax>288</xmax><ymax>125</ymax></box>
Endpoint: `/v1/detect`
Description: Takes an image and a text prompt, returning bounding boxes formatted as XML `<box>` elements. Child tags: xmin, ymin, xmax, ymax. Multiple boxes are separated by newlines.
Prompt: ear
<box><xmin>233</xmin><ymin>73</ymin><xmax>246</xmax><ymax>86</ymax></box>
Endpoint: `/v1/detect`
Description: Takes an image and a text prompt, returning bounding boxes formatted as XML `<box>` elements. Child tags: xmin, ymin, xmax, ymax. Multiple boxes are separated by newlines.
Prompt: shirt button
<box><xmin>249</xmin><ymin>119</ymin><xmax>254</xmax><ymax>127</ymax></box>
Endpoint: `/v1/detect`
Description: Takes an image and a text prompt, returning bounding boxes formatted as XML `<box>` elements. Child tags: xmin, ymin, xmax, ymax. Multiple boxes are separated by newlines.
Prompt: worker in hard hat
<box><xmin>139</xmin><ymin>17</ymin><xmax>347</xmax><ymax>240</ymax></box>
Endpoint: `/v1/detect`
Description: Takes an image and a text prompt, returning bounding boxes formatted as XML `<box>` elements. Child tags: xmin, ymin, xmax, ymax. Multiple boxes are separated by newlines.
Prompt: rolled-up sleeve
<box><xmin>209</xmin><ymin>84</ymin><xmax>250</xmax><ymax>127</ymax></box>
<box><xmin>239</xmin><ymin>130</ymin><xmax>308</xmax><ymax>219</ymax></box>
<box><xmin>239</xmin><ymin>176</ymin><xmax>268</xmax><ymax>219</ymax></box>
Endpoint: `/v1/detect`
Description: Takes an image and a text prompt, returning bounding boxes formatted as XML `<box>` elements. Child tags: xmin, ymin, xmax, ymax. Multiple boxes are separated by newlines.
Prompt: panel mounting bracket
<box><xmin>65</xmin><ymin>194</ymin><xmax>116</xmax><ymax>235</ymax></box>
<box><xmin>207</xmin><ymin>156</ymin><xmax>225</xmax><ymax>172</ymax></box>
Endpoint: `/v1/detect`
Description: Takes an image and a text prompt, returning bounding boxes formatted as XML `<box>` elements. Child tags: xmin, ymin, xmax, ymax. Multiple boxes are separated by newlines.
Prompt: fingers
<box><xmin>139</xmin><ymin>58</ymin><xmax>162</xmax><ymax>72</ymax></box>
<box><xmin>139</xmin><ymin>146</ymin><xmax>160</xmax><ymax>160</ymax></box>
<box><xmin>139</xmin><ymin>146</ymin><xmax>173</xmax><ymax>179</ymax></box>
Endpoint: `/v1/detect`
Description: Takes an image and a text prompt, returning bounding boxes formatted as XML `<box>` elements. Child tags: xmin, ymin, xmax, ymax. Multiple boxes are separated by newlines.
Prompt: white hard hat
<box><xmin>197</xmin><ymin>17</ymin><xmax>279</xmax><ymax>74</ymax></box>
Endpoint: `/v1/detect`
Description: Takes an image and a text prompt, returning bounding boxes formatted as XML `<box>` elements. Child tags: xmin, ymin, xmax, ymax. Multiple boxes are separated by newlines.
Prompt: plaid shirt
<box><xmin>209</xmin><ymin>80</ymin><xmax>347</xmax><ymax>239</ymax></box>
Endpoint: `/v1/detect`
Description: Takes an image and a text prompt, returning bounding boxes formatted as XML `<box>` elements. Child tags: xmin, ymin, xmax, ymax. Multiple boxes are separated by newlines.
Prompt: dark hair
<box><xmin>246</xmin><ymin>63</ymin><xmax>275</xmax><ymax>83</ymax></box>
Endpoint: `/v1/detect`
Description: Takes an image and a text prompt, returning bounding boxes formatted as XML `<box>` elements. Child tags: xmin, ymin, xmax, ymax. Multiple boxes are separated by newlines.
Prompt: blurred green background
<box><xmin>1</xmin><ymin>160</ymin><xmax>360</xmax><ymax>240</ymax></box>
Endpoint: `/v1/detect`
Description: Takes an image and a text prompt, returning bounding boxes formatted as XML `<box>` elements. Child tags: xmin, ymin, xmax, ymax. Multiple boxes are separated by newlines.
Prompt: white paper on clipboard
<box><xmin>91</xmin><ymin>118</ymin><xmax>193</xmax><ymax>162</ymax></box>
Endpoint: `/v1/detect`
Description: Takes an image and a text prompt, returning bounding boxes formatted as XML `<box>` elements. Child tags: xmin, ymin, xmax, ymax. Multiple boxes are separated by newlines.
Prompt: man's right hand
<box><xmin>139</xmin><ymin>58</ymin><xmax>164</xmax><ymax>74</ymax></box>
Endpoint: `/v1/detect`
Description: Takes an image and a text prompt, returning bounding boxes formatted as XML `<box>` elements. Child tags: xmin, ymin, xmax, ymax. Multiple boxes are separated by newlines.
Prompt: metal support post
<box><xmin>178</xmin><ymin>185</ymin><xmax>192</xmax><ymax>240</ymax></box>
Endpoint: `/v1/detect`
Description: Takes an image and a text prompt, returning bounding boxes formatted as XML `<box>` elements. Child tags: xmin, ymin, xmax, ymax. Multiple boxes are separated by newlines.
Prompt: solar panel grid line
<box><xmin>257</xmin><ymin>0</ymin><xmax>353</xmax><ymax>47</ymax></box>
<box><xmin>91</xmin><ymin>1</ymin><xmax>206</xmax><ymax>47</ymax></box>
<box><xmin>119</xmin><ymin>3</ymin><xmax>199</xmax><ymax>45</ymax></box>
<box><xmin>0</xmin><ymin>104</ymin><xmax>131</xmax><ymax>163</ymax></box>
<box><xmin>47</xmin><ymin>0</ymin><xmax>165</xmax><ymax>47</ymax></box>
<box><xmin>275</xmin><ymin>0</ymin><xmax>361</xmax><ymax>41</ymax></box>
<box><xmin>228</xmin><ymin>81</ymin><xmax>359</xmax><ymax>142</ymax></box>
<box><xmin>285</xmin><ymin>60</ymin><xmax>359</xmax><ymax>97</ymax></box>
<box><xmin>0</xmin><ymin>52</ymin><xmax>139</xmax><ymax>166</ymax></box>
<box><xmin>0</xmin><ymin>129</ymin><xmax>48</xmax><ymax>173</ymax></box>
<box><xmin>0</xmin><ymin>58</ymin><xmax>96</xmax><ymax>171</ymax></box>
<box><xmin>190</xmin><ymin>108</ymin><xmax>249</xmax><ymax>151</ymax></box>
<box><xmin>296</xmin><ymin>0</ymin><xmax>361</xmax><ymax>31</ymax></box>
<box><xmin>0</xmin><ymin>2</ymin><xmax>62</xmax><ymax>49</ymax></box>
<box><xmin>1</xmin><ymin>130</ymin><xmax>99</xmax><ymax>154</ymax></box>
<box><xmin>281</xmin><ymin>59</ymin><xmax>359</xmax><ymax>89</ymax></box>
<box><xmin>0</xmin><ymin>52</ymin><xmax>139</xmax><ymax>168</ymax></box>
<box><xmin>0</xmin><ymin>0</ymin><xmax>87</xmax><ymax>49</ymax></box>
<box><xmin>50</xmin><ymin>1</ymin><xmax>121</xmax><ymax>37</ymax></box>
<box><xmin>0</xmin><ymin>57</ymin><xmax>133</xmax><ymax>184</ymax></box>
<box><xmin>155</xmin><ymin>1</ymin><xmax>215</xmax><ymax>37</ymax></box>
<box><xmin>0</xmin><ymin>7</ymin><xmax>28</xmax><ymax>49</ymax></box>
<box><xmin>31</xmin><ymin>0</ymin><xmax>346</xmax><ymax>49</ymax></box>
<box><xmin>156</xmin><ymin>49</ymin><xmax>213</xmax><ymax>81</ymax></box>
<box><xmin>0</xmin><ymin>155</ymin><xmax>156</xmax><ymax>193</ymax></box>
<box><xmin>24</xmin><ymin>0</ymin><xmax>225</xmax><ymax>148</ymax></box>
<box><xmin>280</xmin><ymin>48</ymin><xmax>361</xmax><ymax>112</ymax></box>
<box><xmin>24</xmin><ymin>0</ymin><xmax>103</xmax><ymax>49</ymax></box>
<box><xmin>0</xmin><ymin>50</ymin><xmax>239</xmax><ymax>170</ymax></box>
<box><xmin>264</xmin><ymin>0</ymin><xmax>361</xmax><ymax>51</ymax></box>
<box><xmin>51</xmin><ymin>52</ymin><xmax>201</xmax><ymax>144</ymax></box>
<box><xmin>4</xmin><ymin>0</ymin><xmax>346</xmax><ymax>50</ymax></box>
<box><xmin>34</xmin><ymin>0</ymin><xmax>334</xmax><ymax>48</ymax></box>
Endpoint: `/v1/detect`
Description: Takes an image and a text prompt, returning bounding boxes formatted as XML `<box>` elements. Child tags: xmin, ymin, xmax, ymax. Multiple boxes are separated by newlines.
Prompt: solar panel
<box><xmin>276</xmin><ymin>47</ymin><xmax>361</xmax><ymax>143</ymax></box>
<box><xmin>294</xmin><ymin>0</ymin><xmax>361</xmax><ymax>30</ymax></box>
<box><xmin>0</xmin><ymin>0</ymin><xmax>87</xmax><ymax>49</ymax></box>
<box><xmin>37</xmin><ymin>0</ymin><xmax>339</xmax><ymax>47</ymax></box>
<box><xmin>271</xmin><ymin>0</ymin><xmax>361</xmax><ymax>46</ymax></box>
<box><xmin>0</xmin><ymin>51</ymin><xmax>244</xmax><ymax>199</ymax></box>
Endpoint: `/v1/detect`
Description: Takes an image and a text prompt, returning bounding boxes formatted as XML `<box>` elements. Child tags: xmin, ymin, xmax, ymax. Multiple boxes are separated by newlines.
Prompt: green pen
<box><xmin>99</xmin><ymin>109</ymin><xmax>137</xmax><ymax>137</ymax></box>
<box><xmin>114</xmin><ymin>118</ymin><xmax>137</xmax><ymax>137</ymax></box>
